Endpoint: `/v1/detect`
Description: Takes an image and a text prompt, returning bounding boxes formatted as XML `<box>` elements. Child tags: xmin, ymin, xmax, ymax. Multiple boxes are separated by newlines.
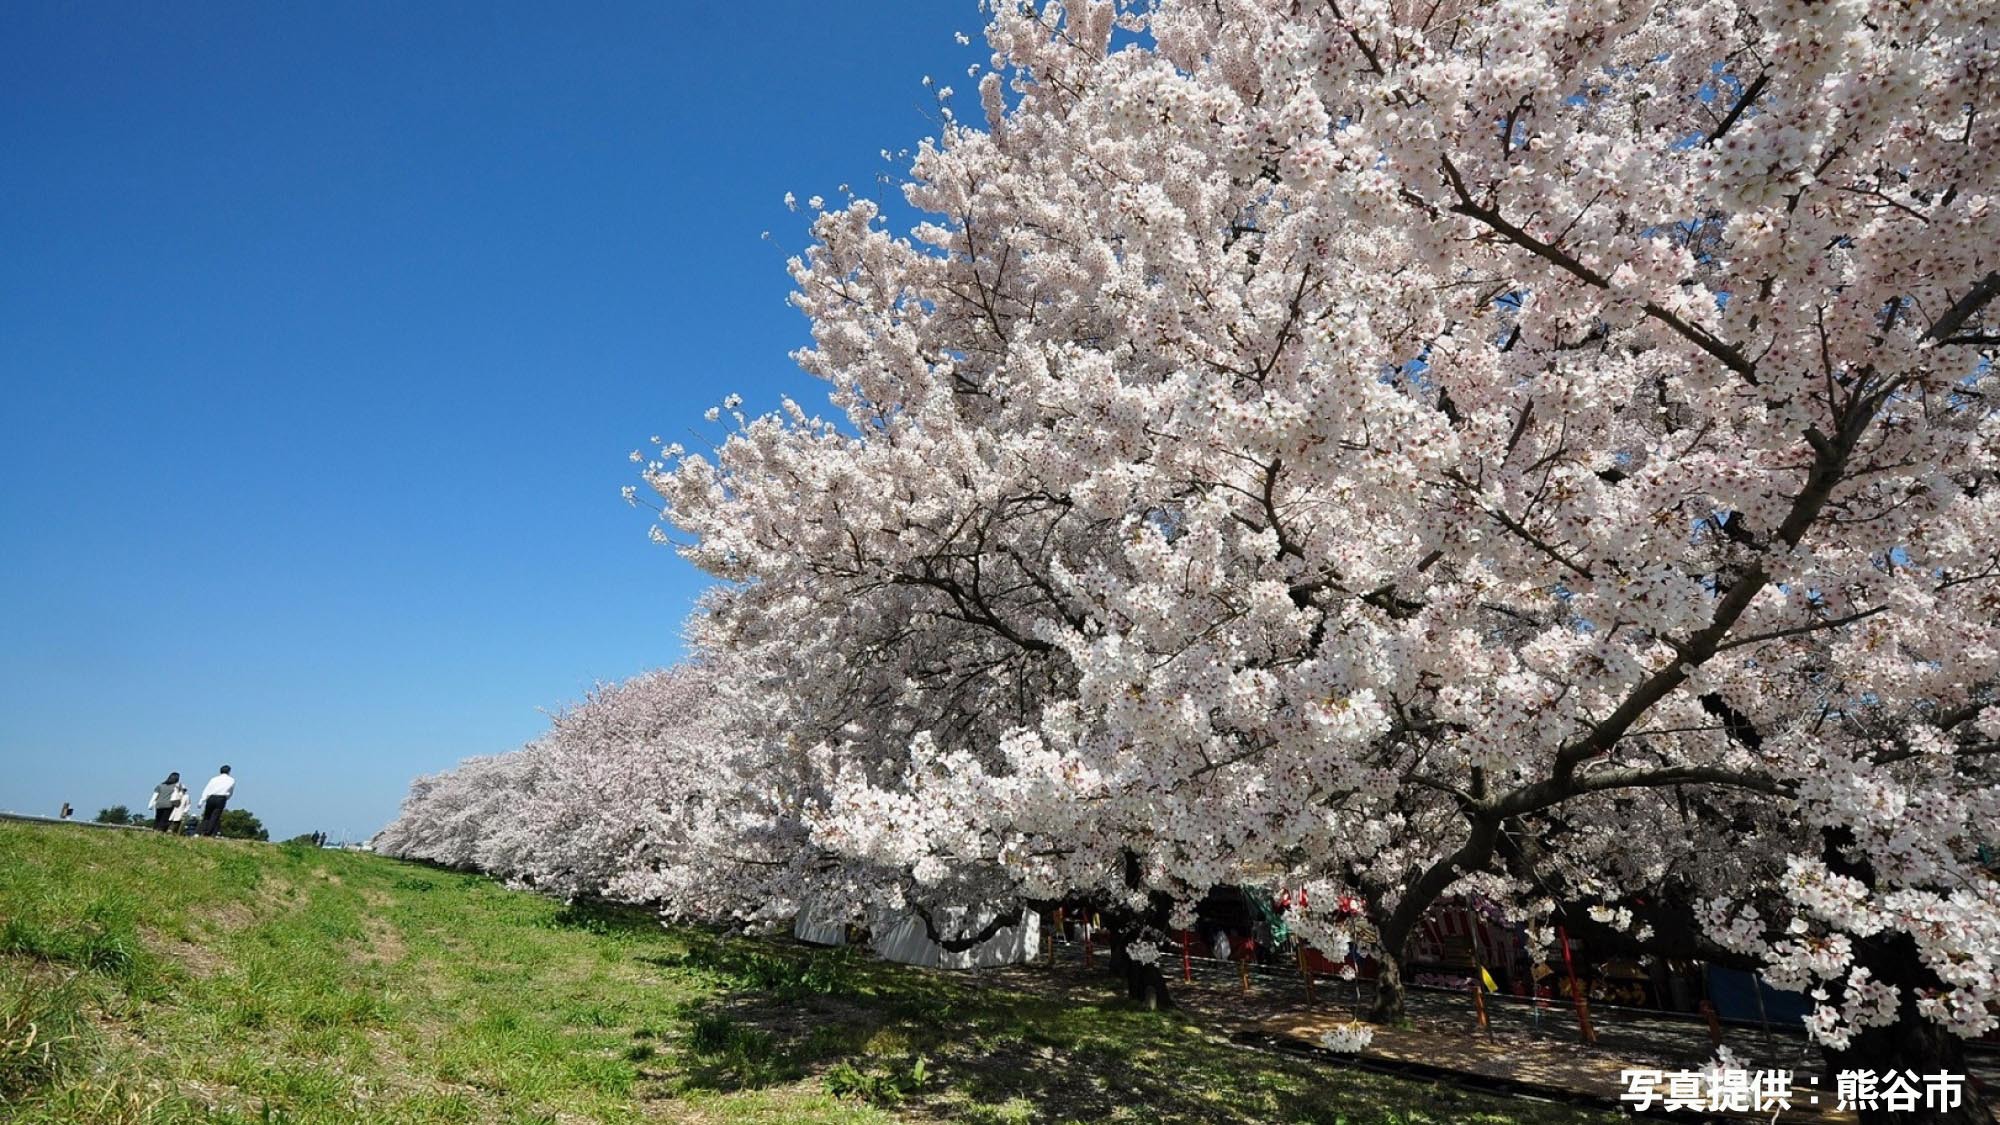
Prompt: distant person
<box><xmin>149</xmin><ymin>772</ymin><xmax>187</xmax><ymax>832</ymax></box>
<box><xmin>167</xmin><ymin>777</ymin><xmax>192</xmax><ymax>834</ymax></box>
<box><xmin>59</xmin><ymin>802</ymin><xmax>73</xmax><ymax>820</ymax></box>
<box><xmin>197</xmin><ymin>766</ymin><xmax>235</xmax><ymax>837</ymax></box>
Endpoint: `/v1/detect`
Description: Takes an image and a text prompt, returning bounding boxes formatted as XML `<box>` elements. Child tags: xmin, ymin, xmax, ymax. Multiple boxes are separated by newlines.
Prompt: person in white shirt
<box><xmin>149</xmin><ymin>772</ymin><xmax>186</xmax><ymax>832</ymax></box>
<box><xmin>197</xmin><ymin>766</ymin><xmax>236</xmax><ymax>837</ymax></box>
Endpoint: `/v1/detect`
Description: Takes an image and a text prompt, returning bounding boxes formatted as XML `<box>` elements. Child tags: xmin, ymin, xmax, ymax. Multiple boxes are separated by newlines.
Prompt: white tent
<box><xmin>791</xmin><ymin>897</ymin><xmax>849</xmax><ymax>946</ymax></box>
<box><xmin>868</xmin><ymin>904</ymin><xmax>1040</xmax><ymax>969</ymax></box>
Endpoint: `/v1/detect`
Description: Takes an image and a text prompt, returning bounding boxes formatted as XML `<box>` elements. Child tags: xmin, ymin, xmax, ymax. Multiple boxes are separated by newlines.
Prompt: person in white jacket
<box><xmin>197</xmin><ymin>766</ymin><xmax>235</xmax><ymax>837</ymax></box>
<box><xmin>167</xmin><ymin>779</ymin><xmax>191</xmax><ymax>833</ymax></box>
<box><xmin>148</xmin><ymin>772</ymin><xmax>186</xmax><ymax>832</ymax></box>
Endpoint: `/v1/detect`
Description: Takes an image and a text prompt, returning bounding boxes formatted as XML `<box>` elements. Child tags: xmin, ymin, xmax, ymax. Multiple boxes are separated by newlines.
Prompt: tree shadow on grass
<box><xmin>539</xmin><ymin>898</ymin><xmax>663</xmax><ymax>938</ymax></box>
<box><xmin>639</xmin><ymin>936</ymin><xmax>868</xmax><ymax>999</ymax></box>
<box><xmin>641</xmin><ymin>952</ymin><xmax>1609</xmax><ymax>1124</ymax></box>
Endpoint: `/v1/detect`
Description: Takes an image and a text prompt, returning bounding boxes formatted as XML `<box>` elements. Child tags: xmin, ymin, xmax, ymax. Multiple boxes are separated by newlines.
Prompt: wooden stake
<box><xmin>1299</xmin><ymin>946</ymin><xmax>1316</xmax><ymax>1004</ymax></box>
<box><xmin>1699</xmin><ymin>998</ymin><xmax>1724</xmax><ymax>1047</ymax></box>
<box><xmin>1181</xmin><ymin>929</ymin><xmax>1193</xmax><ymax>983</ymax></box>
<box><xmin>1557</xmin><ymin>925</ymin><xmax>1597</xmax><ymax>1045</ymax></box>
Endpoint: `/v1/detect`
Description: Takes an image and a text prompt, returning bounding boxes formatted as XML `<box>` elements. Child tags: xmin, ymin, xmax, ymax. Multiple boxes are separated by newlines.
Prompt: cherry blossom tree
<box><xmin>374</xmin><ymin>749</ymin><xmax>545</xmax><ymax>871</ymax></box>
<box><xmin>372</xmin><ymin>660</ymin><xmax>848</xmax><ymax>927</ymax></box>
<box><xmin>480</xmin><ymin>666</ymin><xmax>720</xmax><ymax>901</ymax></box>
<box><xmin>645</xmin><ymin>0</ymin><xmax>1999</xmax><ymax>1089</ymax></box>
<box><xmin>517</xmin><ymin>659</ymin><xmax>836</xmax><ymax>925</ymax></box>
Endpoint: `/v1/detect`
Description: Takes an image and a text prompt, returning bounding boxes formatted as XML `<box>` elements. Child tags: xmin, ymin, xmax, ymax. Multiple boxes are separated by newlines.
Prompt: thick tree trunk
<box><xmin>1087</xmin><ymin>850</ymin><xmax>1176</xmax><ymax>1010</ymax></box>
<box><xmin>1368</xmin><ymin>942</ymin><xmax>1408</xmax><ymax>1024</ymax></box>
<box><xmin>1106</xmin><ymin>930</ymin><xmax>1175</xmax><ymax>1010</ymax></box>
<box><xmin>1366</xmin><ymin>817</ymin><xmax>1500</xmax><ymax>1025</ymax></box>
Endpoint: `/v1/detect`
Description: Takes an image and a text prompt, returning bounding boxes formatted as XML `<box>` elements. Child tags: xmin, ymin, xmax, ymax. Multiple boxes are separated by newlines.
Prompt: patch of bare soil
<box><xmin>140</xmin><ymin>902</ymin><xmax>255</xmax><ymax>980</ymax></box>
<box><xmin>146</xmin><ymin>933</ymin><xmax>224</xmax><ymax>980</ymax></box>
<box><xmin>202</xmin><ymin>901</ymin><xmax>256</xmax><ymax>933</ymax></box>
<box><xmin>355</xmin><ymin>892</ymin><xmax>407</xmax><ymax>966</ymax></box>
<box><xmin>359</xmin><ymin>1025</ymin><xmax>493</xmax><ymax>1115</ymax></box>
<box><xmin>86</xmin><ymin>1000</ymin><xmax>247</xmax><ymax>1120</ymax></box>
<box><xmin>251</xmin><ymin>875</ymin><xmax>307</xmax><ymax>915</ymax></box>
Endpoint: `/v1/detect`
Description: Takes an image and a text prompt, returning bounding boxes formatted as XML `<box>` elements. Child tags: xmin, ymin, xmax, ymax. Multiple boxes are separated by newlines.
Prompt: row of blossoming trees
<box><xmin>374</xmin><ymin>665</ymin><xmax>822</xmax><ymax>927</ymax></box>
<box><xmin>379</xmin><ymin>0</ymin><xmax>1998</xmax><ymax>1116</ymax></box>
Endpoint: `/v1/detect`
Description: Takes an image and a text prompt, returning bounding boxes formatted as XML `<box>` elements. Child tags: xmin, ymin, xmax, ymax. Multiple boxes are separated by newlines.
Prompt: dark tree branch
<box><xmin>1436</xmin><ymin>156</ymin><xmax>1759</xmax><ymax>384</ymax></box>
<box><xmin>1703</xmin><ymin>72</ymin><xmax>1769</xmax><ymax>147</ymax></box>
<box><xmin>1927</xmin><ymin>270</ymin><xmax>2000</xmax><ymax>343</ymax></box>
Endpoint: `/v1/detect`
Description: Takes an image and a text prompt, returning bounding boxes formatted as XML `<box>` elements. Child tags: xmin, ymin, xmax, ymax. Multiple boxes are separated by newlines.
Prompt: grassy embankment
<box><xmin>0</xmin><ymin>820</ymin><xmax>1615</xmax><ymax>1124</ymax></box>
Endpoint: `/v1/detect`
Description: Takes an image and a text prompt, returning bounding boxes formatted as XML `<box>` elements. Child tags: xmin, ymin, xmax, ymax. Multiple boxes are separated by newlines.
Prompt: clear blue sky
<box><xmin>0</xmin><ymin>2</ymin><xmax>983</xmax><ymax>841</ymax></box>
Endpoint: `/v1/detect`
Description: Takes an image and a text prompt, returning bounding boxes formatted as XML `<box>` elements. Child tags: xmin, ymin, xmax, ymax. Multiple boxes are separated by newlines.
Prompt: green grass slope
<box><xmin>0</xmin><ymin>821</ymin><xmax>1612</xmax><ymax>1124</ymax></box>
